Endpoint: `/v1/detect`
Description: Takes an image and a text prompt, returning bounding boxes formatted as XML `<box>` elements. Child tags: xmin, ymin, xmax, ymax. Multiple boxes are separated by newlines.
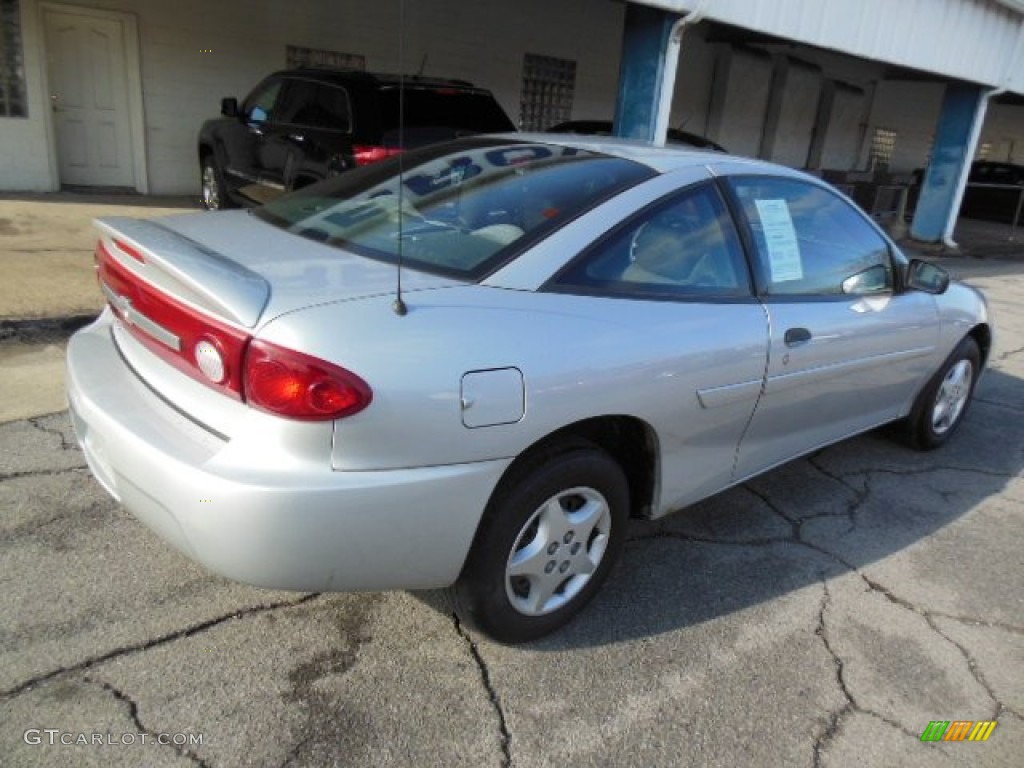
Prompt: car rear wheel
<box><xmin>904</xmin><ymin>335</ymin><xmax>980</xmax><ymax>450</ymax></box>
<box><xmin>200</xmin><ymin>155</ymin><xmax>232</xmax><ymax>211</ymax></box>
<box><xmin>450</xmin><ymin>445</ymin><xmax>629</xmax><ymax>644</ymax></box>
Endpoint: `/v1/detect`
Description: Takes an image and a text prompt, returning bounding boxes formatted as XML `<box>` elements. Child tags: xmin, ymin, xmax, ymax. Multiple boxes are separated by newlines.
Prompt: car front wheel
<box><xmin>450</xmin><ymin>445</ymin><xmax>629</xmax><ymax>644</ymax></box>
<box><xmin>904</xmin><ymin>335</ymin><xmax>980</xmax><ymax>450</ymax></box>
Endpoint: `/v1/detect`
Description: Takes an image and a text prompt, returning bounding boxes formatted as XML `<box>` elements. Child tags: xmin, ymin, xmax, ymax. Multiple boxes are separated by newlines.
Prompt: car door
<box><xmin>250</xmin><ymin>78</ymin><xmax>305</xmax><ymax>198</ymax></box>
<box><xmin>727</xmin><ymin>175</ymin><xmax>940</xmax><ymax>480</ymax></box>
<box><xmin>222</xmin><ymin>76</ymin><xmax>285</xmax><ymax>204</ymax></box>
<box><xmin>548</xmin><ymin>180</ymin><xmax>770</xmax><ymax>512</ymax></box>
<box><xmin>265</xmin><ymin>79</ymin><xmax>354</xmax><ymax>190</ymax></box>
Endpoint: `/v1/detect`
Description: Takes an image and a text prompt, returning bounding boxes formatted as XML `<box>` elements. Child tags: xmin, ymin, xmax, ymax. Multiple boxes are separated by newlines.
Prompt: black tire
<box><xmin>903</xmin><ymin>335</ymin><xmax>980</xmax><ymax>451</ymax></box>
<box><xmin>200</xmin><ymin>154</ymin><xmax>233</xmax><ymax>211</ymax></box>
<box><xmin>450</xmin><ymin>445</ymin><xmax>629</xmax><ymax>644</ymax></box>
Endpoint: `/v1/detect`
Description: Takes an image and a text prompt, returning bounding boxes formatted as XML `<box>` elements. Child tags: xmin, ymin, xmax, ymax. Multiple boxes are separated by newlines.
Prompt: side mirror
<box><xmin>906</xmin><ymin>259</ymin><xmax>950</xmax><ymax>295</ymax></box>
<box><xmin>220</xmin><ymin>97</ymin><xmax>239</xmax><ymax>118</ymax></box>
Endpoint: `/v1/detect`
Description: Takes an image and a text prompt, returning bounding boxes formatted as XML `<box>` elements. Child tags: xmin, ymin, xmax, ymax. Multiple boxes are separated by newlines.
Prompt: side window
<box><xmin>728</xmin><ymin>177</ymin><xmax>892</xmax><ymax>297</ymax></box>
<box><xmin>276</xmin><ymin>81</ymin><xmax>351</xmax><ymax>132</ymax></box>
<box><xmin>243</xmin><ymin>79</ymin><xmax>283</xmax><ymax>124</ymax></box>
<box><xmin>552</xmin><ymin>182</ymin><xmax>750</xmax><ymax>299</ymax></box>
<box><xmin>310</xmin><ymin>84</ymin><xmax>350</xmax><ymax>131</ymax></box>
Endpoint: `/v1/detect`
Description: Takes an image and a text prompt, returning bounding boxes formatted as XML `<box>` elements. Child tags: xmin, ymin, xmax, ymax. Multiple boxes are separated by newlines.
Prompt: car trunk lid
<box><xmin>98</xmin><ymin>211</ymin><xmax>461</xmax><ymax>327</ymax></box>
<box><xmin>95</xmin><ymin>216</ymin><xmax>270</xmax><ymax>327</ymax></box>
<box><xmin>94</xmin><ymin>211</ymin><xmax>460</xmax><ymax>432</ymax></box>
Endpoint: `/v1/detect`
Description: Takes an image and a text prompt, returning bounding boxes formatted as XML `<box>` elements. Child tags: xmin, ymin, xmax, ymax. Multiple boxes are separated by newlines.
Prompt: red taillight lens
<box><xmin>244</xmin><ymin>339</ymin><xmax>372</xmax><ymax>421</ymax></box>
<box><xmin>352</xmin><ymin>144</ymin><xmax>404</xmax><ymax>166</ymax></box>
<box><xmin>114</xmin><ymin>239</ymin><xmax>146</xmax><ymax>263</ymax></box>
<box><xmin>97</xmin><ymin>239</ymin><xmax>372</xmax><ymax>421</ymax></box>
<box><xmin>96</xmin><ymin>240</ymin><xmax>250</xmax><ymax>399</ymax></box>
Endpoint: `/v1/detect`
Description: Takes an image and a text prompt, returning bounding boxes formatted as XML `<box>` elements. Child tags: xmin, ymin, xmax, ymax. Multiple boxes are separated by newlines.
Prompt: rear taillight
<box><xmin>97</xmin><ymin>239</ymin><xmax>372</xmax><ymax>421</ymax></box>
<box><xmin>352</xmin><ymin>144</ymin><xmax>404</xmax><ymax>166</ymax></box>
<box><xmin>114</xmin><ymin>239</ymin><xmax>146</xmax><ymax>263</ymax></box>
<box><xmin>244</xmin><ymin>339</ymin><xmax>372</xmax><ymax>421</ymax></box>
<box><xmin>97</xmin><ymin>240</ymin><xmax>250</xmax><ymax>399</ymax></box>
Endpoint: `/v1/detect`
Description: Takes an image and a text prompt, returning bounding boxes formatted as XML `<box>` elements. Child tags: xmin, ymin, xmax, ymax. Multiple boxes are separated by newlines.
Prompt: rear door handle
<box><xmin>784</xmin><ymin>327</ymin><xmax>812</xmax><ymax>347</ymax></box>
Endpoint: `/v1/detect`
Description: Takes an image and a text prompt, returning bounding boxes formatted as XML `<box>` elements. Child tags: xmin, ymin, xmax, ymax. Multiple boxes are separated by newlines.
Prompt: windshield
<box><xmin>255</xmin><ymin>138</ymin><xmax>654</xmax><ymax>280</ymax></box>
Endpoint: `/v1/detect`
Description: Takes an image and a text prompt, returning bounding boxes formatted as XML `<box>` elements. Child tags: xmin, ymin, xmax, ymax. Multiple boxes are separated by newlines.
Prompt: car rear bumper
<box><xmin>66</xmin><ymin>314</ymin><xmax>509</xmax><ymax>592</ymax></box>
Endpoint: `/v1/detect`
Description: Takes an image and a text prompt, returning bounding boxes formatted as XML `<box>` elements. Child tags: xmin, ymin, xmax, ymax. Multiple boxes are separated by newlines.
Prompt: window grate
<box><xmin>868</xmin><ymin>127</ymin><xmax>897</xmax><ymax>172</ymax></box>
<box><xmin>286</xmin><ymin>45</ymin><xmax>364</xmax><ymax>72</ymax></box>
<box><xmin>519</xmin><ymin>53</ymin><xmax>576</xmax><ymax>132</ymax></box>
<box><xmin>0</xmin><ymin>0</ymin><xmax>27</xmax><ymax>118</ymax></box>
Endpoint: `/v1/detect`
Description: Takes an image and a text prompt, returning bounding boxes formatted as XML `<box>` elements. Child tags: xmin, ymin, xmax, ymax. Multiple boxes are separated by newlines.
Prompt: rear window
<box><xmin>254</xmin><ymin>138</ymin><xmax>654</xmax><ymax>280</ymax></box>
<box><xmin>378</xmin><ymin>86</ymin><xmax>516</xmax><ymax>146</ymax></box>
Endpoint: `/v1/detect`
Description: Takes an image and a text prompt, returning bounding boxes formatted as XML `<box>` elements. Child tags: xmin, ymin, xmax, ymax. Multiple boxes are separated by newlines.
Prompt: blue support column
<box><xmin>613</xmin><ymin>4</ymin><xmax>680</xmax><ymax>141</ymax></box>
<box><xmin>910</xmin><ymin>84</ymin><xmax>988</xmax><ymax>243</ymax></box>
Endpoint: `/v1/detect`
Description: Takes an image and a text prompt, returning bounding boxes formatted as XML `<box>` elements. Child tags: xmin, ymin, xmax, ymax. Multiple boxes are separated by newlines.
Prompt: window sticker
<box><xmin>754</xmin><ymin>199</ymin><xmax>803</xmax><ymax>282</ymax></box>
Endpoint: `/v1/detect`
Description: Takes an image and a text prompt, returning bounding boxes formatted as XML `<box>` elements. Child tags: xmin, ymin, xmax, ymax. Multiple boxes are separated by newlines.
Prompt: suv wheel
<box><xmin>201</xmin><ymin>156</ymin><xmax>232</xmax><ymax>210</ymax></box>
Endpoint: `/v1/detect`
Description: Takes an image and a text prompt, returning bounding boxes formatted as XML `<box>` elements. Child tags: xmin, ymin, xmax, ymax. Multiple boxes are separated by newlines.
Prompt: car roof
<box><xmin>511</xmin><ymin>132</ymin><xmax>803</xmax><ymax>177</ymax></box>
<box><xmin>276</xmin><ymin>67</ymin><xmax>479</xmax><ymax>90</ymax></box>
<box><xmin>548</xmin><ymin>119</ymin><xmax>727</xmax><ymax>152</ymax></box>
<box><xmin>972</xmin><ymin>160</ymin><xmax>1024</xmax><ymax>169</ymax></box>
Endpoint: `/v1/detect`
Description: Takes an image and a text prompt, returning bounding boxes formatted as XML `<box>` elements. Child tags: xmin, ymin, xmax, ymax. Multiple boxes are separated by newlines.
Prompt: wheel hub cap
<box><xmin>202</xmin><ymin>166</ymin><xmax>220</xmax><ymax>209</ymax></box>
<box><xmin>505</xmin><ymin>486</ymin><xmax>612</xmax><ymax>617</ymax></box>
<box><xmin>931</xmin><ymin>359</ymin><xmax>973</xmax><ymax>435</ymax></box>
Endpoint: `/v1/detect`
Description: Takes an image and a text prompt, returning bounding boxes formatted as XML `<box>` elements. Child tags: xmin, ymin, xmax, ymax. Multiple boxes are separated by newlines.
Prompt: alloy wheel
<box><xmin>202</xmin><ymin>164</ymin><xmax>220</xmax><ymax>210</ymax></box>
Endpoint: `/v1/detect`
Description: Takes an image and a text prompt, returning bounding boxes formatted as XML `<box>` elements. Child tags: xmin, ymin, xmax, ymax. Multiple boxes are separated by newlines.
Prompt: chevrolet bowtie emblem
<box><xmin>101</xmin><ymin>281</ymin><xmax>181</xmax><ymax>352</ymax></box>
<box><xmin>113</xmin><ymin>292</ymin><xmax>133</xmax><ymax>316</ymax></box>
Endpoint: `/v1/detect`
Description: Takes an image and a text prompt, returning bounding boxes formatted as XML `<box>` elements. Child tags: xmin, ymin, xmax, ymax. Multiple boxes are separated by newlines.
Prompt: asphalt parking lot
<box><xmin>1</xmin><ymin>199</ymin><xmax>1022</xmax><ymax>766</ymax></box>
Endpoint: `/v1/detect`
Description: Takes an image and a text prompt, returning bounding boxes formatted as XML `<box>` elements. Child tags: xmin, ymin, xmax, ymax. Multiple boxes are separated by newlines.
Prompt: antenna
<box><xmin>392</xmin><ymin>0</ymin><xmax>408</xmax><ymax>317</ymax></box>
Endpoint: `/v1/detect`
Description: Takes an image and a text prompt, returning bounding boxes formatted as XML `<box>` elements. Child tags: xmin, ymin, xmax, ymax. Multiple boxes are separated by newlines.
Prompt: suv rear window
<box><xmin>255</xmin><ymin>138</ymin><xmax>653</xmax><ymax>280</ymax></box>
<box><xmin>378</xmin><ymin>86</ymin><xmax>517</xmax><ymax>147</ymax></box>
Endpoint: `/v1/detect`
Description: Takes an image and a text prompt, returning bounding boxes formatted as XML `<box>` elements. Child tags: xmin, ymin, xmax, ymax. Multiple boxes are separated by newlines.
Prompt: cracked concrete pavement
<box><xmin>1</xmin><ymin>240</ymin><xmax>1023</xmax><ymax>765</ymax></box>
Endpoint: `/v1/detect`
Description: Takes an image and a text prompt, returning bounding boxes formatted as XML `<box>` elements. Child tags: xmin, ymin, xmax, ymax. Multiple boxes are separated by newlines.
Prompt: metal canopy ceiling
<box><xmin>634</xmin><ymin>0</ymin><xmax>1024</xmax><ymax>95</ymax></box>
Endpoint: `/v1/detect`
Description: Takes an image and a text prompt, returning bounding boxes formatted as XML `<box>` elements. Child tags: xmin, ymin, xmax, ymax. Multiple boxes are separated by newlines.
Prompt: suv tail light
<box><xmin>352</xmin><ymin>145</ymin><xmax>404</xmax><ymax>166</ymax></box>
<box><xmin>244</xmin><ymin>339</ymin><xmax>372</xmax><ymax>421</ymax></box>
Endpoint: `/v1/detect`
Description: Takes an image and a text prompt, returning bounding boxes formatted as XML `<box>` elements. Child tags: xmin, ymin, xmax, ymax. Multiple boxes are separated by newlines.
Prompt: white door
<box><xmin>44</xmin><ymin>10</ymin><xmax>135</xmax><ymax>188</ymax></box>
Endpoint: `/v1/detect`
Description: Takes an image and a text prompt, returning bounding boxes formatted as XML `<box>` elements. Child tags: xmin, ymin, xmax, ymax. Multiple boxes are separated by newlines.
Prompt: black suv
<box><xmin>961</xmin><ymin>160</ymin><xmax>1024</xmax><ymax>224</ymax></box>
<box><xmin>198</xmin><ymin>68</ymin><xmax>516</xmax><ymax>209</ymax></box>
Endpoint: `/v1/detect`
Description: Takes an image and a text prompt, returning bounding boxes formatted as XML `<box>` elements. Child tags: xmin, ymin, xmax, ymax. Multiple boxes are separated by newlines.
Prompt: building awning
<box><xmin>632</xmin><ymin>0</ymin><xmax>1024</xmax><ymax>95</ymax></box>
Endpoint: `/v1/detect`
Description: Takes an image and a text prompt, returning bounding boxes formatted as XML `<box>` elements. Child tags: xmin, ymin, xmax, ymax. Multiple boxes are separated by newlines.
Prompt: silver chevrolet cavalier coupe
<box><xmin>67</xmin><ymin>136</ymin><xmax>990</xmax><ymax>643</ymax></box>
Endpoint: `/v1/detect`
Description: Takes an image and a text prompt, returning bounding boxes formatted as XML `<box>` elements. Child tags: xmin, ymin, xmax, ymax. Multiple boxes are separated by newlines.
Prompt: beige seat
<box><xmin>621</xmin><ymin>215</ymin><xmax>739</xmax><ymax>290</ymax></box>
<box><xmin>621</xmin><ymin>223</ymin><xmax>706</xmax><ymax>286</ymax></box>
<box><xmin>472</xmin><ymin>223</ymin><xmax>525</xmax><ymax>246</ymax></box>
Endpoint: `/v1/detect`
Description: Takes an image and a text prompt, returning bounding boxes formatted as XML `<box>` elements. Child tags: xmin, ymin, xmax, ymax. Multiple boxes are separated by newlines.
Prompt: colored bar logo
<box><xmin>920</xmin><ymin>720</ymin><xmax>997</xmax><ymax>742</ymax></box>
